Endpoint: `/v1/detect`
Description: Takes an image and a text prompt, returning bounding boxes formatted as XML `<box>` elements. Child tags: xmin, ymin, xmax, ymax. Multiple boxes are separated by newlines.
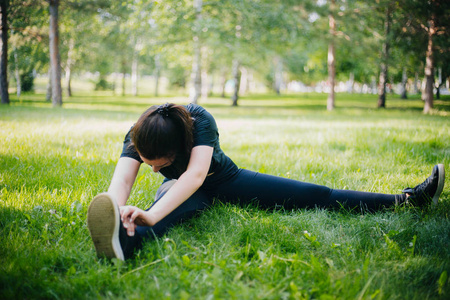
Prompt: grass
<box><xmin>1</xmin><ymin>91</ymin><xmax>449</xmax><ymax>299</ymax></box>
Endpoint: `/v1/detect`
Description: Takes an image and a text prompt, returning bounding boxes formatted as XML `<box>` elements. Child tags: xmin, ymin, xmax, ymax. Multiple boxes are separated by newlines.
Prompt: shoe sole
<box><xmin>433</xmin><ymin>164</ymin><xmax>445</xmax><ymax>206</ymax></box>
<box><xmin>87</xmin><ymin>193</ymin><xmax>124</xmax><ymax>260</ymax></box>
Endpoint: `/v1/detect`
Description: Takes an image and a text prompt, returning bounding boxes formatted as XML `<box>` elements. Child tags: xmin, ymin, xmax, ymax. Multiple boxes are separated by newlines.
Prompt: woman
<box><xmin>87</xmin><ymin>103</ymin><xmax>445</xmax><ymax>260</ymax></box>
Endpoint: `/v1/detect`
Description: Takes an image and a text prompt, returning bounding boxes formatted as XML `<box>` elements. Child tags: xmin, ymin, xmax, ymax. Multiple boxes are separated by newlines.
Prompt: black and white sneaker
<box><xmin>402</xmin><ymin>164</ymin><xmax>445</xmax><ymax>207</ymax></box>
<box><xmin>87</xmin><ymin>193</ymin><xmax>140</xmax><ymax>260</ymax></box>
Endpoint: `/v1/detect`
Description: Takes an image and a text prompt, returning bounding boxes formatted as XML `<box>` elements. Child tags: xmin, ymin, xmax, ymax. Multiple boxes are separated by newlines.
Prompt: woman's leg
<box><xmin>136</xmin><ymin>179</ymin><xmax>212</xmax><ymax>239</ymax></box>
<box><xmin>214</xmin><ymin>169</ymin><xmax>400</xmax><ymax>210</ymax></box>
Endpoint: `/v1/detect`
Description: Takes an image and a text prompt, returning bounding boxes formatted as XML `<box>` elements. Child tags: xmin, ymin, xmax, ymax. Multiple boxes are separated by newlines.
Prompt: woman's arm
<box><xmin>120</xmin><ymin>145</ymin><xmax>213</xmax><ymax>233</ymax></box>
<box><xmin>107</xmin><ymin>157</ymin><xmax>141</xmax><ymax>206</ymax></box>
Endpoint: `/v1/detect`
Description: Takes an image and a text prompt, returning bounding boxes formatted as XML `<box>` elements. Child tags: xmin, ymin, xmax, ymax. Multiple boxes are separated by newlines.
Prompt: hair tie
<box><xmin>156</xmin><ymin>103</ymin><xmax>170</xmax><ymax>117</ymax></box>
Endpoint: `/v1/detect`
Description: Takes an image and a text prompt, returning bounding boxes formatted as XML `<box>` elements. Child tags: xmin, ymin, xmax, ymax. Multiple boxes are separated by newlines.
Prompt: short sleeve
<box><xmin>120</xmin><ymin>127</ymin><xmax>143</xmax><ymax>163</ymax></box>
<box><xmin>188</xmin><ymin>104</ymin><xmax>219</xmax><ymax>147</ymax></box>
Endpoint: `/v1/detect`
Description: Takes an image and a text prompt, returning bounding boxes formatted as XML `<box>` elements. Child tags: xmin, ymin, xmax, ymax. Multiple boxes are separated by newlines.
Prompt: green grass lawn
<box><xmin>1</xmin><ymin>92</ymin><xmax>449</xmax><ymax>299</ymax></box>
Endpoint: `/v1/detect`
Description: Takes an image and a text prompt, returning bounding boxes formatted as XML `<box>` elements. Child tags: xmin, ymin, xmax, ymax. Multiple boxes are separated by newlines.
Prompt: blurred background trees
<box><xmin>1</xmin><ymin>0</ymin><xmax>449</xmax><ymax>112</ymax></box>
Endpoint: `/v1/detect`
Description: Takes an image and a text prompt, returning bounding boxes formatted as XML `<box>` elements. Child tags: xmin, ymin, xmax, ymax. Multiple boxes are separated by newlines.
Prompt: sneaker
<box><xmin>87</xmin><ymin>193</ymin><xmax>140</xmax><ymax>260</ymax></box>
<box><xmin>402</xmin><ymin>164</ymin><xmax>445</xmax><ymax>207</ymax></box>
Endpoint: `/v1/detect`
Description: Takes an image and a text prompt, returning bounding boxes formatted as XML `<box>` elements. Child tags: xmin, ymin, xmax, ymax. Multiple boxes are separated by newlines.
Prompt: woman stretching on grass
<box><xmin>87</xmin><ymin>103</ymin><xmax>445</xmax><ymax>260</ymax></box>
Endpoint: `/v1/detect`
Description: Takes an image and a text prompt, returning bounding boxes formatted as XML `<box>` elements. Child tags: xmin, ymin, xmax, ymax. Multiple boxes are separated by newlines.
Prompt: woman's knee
<box><xmin>155</xmin><ymin>179</ymin><xmax>177</xmax><ymax>200</ymax></box>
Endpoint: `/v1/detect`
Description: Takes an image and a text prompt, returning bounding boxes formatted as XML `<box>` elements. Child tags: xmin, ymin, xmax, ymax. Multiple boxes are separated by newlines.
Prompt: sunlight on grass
<box><xmin>0</xmin><ymin>92</ymin><xmax>449</xmax><ymax>299</ymax></box>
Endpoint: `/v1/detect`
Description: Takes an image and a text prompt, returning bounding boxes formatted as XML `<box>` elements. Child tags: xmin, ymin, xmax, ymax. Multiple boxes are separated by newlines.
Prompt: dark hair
<box><xmin>131</xmin><ymin>103</ymin><xmax>194</xmax><ymax>164</ymax></box>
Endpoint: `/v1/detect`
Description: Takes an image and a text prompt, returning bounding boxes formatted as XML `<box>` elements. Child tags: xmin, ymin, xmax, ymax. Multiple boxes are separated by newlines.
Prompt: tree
<box><xmin>0</xmin><ymin>0</ymin><xmax>9</xmax><ymax>105</ymax></box>
<box><xmin>190</xmin><ymin>0</ymin><xmax>202</xmax><ymax>104</ymax></box>
<box><xmin>327</xmin><ymin>0</ymin><xmax>336</xmax><ymax>110</ymax></box>
<box><xmin>396</xmin><ymin>0</ymin><xmax>450</xmax><ymax>113</ymax></box>
<box><xmin>377</xmin><ymin>2</ymin><xmax>392</xmax><ymax>108</ymax></box>
<box><xmin>423</xmin><ymin>5</ymin><xmax>436</xmax><ymax>113</ymax></box>
<box><xmin>231</xmin><ymin>58</ymin><xmax>240</xmax><ymax>106</ymax></box>
<box><xmin>47</xmin><ymin>0</ymin><xmax>62</xmax><ymax>106</ymax></box>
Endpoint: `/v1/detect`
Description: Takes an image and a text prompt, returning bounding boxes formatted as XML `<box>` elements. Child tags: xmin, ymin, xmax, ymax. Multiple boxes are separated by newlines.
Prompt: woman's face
<box><xmin>140</xmin><ymin>156</ymin><xmax>174</xmax><ymax>173</ymax></box>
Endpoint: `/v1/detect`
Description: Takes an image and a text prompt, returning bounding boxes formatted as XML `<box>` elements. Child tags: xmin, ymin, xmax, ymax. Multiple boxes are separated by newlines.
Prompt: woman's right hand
<box><xmin>119</xmin><ymin>205</ymin><xmax>153</xmax><ymax>236</ymax></box>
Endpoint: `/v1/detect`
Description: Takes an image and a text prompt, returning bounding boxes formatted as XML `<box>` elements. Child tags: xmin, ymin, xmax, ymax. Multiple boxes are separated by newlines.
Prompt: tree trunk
<box><xmin>131</xmin><ymin>39</ymin><xmax>141</xmax><ymax>97</ymax></box>
<box><xmin>13</xmin><ymin>42</ymin><xmax>20</xmax><ymax>98</ymax></box>
<box><xmin>64</xmin><ymin>37</ymin><xmax>74</xmax><ymax>97</ymax></box>
<box><xmin>400</xmin><ymin>67</ymin><xmax>407</xmax><ymax>99</ymax></box>
<box><xmin>201</xmin><ymin>69</ymin><xmax>209</xmax><ymax>99</ymax></box>
<box><xmin>423</xmin><ymin>17</ymin><xmax>435</xmax><ymax>114</ymax></box>
<box><xmin>111</xmin><ymin>72</ymin><xmax>116</xmax><ymax>95</ymax></box>
<box><xmin>154</xmin><ymin>54</ymin><xmax>160</xmax><ymax>97</ymax></box>
<box><xmin>327</xmin><ymin>0</ymin><xmax>336</xmax><ymax>111</ymax></box>
<box><xmin>231</xmin><ymin>59</ymin><xmax>240</xmax><ymax>106</ymax></box>
<box><xmin>377</xmin><ymin>5</ymin><xmax>391</xmax><ymax>108</ymax></box>
<box><xmin>208</xmin><ymin>75</ymin><xmax>214</xmax><ymax>97</ymax></box>
<box><xmin>435</xmin><ymin>67</ymin><xmax>442</xmax><ymax>100</ymax></box>
<box><xmin>220</xmin><ymin>71</ymin><xmax>226</xmax><ymax>98</ymax></box>
<box><xmin>201</xmin><ymin>47</ymin><xmax>209</xmax><ymax>98</ymax></box>
<box><xmin>0</xmin><ymin>0</ymin><xmax>9</xmax><ymax>105</ymax></box>
<box><xmin>414</xmin><ymin>72</ymin><xmax>419</xmax><ymax>94</ymax></box>
<box><xmin>46</xmin><ymin>68</ymin><xmax>52</xmax><ymax>101</ymax></box>
<box><xmin>121</xmin><ymin>59</ymin><xmax>126</xmax><ymax>96</ymax></box>
<box><xmin>273</xmin><ymin>56</ymin><xmax>283</xmax><ymax>95</ymax></box>
<box><xmin>190</xmin><ymin>42</ymin><xmax>201</xmax><ymax>103</ymax></box>
<box><xmin>347</xmin><ymin>72</ymin><xmax>354</xmax><ymax>93</ymax></box>
<box><xmin>49</xmin><ymin>0</ymin><xmax>62</xmax><ymax>106</ymax></box>
<box><xmin>239</xmin><ymin>67</ymin><xmax>248</xmax><ymax>95</ymax></box>
<box><xmin>190</xmin><ymin>0</ymin><xmax>202</xmax><ymax>104</ymax></box>
<box><xmin>131</xmin><ymin>53</ymin><xmax>138</xmax><ymax>96</ymax></box>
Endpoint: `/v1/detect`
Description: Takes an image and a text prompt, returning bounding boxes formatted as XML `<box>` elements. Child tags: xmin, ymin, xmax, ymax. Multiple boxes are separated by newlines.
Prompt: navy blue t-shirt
<box><xmin>120</xmin><ymin>103</ymin><xmax>238</xmax><ymax>186</ymax></box>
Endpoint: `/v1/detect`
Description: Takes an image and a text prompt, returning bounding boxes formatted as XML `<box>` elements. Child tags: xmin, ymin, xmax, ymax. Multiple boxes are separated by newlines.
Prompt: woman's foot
<box><xmin>87</xmin><ymin>193</ymin><xmax>139</xmax><ymax>260</ymax></box>
<box><xmin>402</xmin><ymin>164</ymin><xmax>445</xmax><ymax>207</ymax></box>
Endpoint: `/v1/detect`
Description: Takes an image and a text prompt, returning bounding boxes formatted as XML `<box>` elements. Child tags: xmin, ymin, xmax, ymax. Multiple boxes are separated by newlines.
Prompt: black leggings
<box><xmin>135</xmin><ymin>169</ymin><xmax>400</xmax><ymax>239</ymax></box>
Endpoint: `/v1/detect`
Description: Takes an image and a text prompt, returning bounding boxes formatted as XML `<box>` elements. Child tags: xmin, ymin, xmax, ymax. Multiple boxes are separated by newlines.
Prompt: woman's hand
<box><xmin>119</xmin><ymin>205</ymin><xmax>153</xmax><ymax>236</ymax></box>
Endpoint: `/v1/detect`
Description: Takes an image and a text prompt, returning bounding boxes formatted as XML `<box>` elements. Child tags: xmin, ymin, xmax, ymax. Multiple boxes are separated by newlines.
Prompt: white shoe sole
<box><xmin>433</xmin><ymin>164</ymin><xmax>445</xmax><ymax>206</ymax></box>
<box><xmin>87</xmin><ymin>193</ymin><xmax>124</xmax><ymax>260</ymax></box>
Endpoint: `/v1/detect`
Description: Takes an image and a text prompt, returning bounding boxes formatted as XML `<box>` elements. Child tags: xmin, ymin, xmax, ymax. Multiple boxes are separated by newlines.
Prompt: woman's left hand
<box><xmin>119</xmin><ymin>205</ymin><xmax>153</xmax><ymax>236</ymax></box>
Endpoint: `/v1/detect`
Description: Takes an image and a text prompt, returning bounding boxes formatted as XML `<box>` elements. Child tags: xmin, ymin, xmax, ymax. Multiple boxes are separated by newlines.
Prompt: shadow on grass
<box><xmin>7</xmin><ymin>93</ymin><xmax>450</xmax><ymax>115</ymax></box>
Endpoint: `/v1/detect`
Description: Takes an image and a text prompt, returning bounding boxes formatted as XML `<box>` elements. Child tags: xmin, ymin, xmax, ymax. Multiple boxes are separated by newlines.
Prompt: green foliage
<box><xmin>167</xmin><ymin>65</ymin><xmax>188</xmax><ymax>89</ymax></box>
<box><xmin>0</xmin><ymin>92</ymin><xmax>449</xmax><ymax>299</ymax></box>
<box><xmin>8</xmin><ymin>0</ymin><xmax>450</xmax><ymax>99</ymax></box>
<box><xmin>93</xmin><ymin>77</ymin><xmax>114</xmax><ymax>91</ymax></box>
<box><xmin>20</xmin><ymin>71</ymin><xmax>35</xmax><ymax>92</ymax></box>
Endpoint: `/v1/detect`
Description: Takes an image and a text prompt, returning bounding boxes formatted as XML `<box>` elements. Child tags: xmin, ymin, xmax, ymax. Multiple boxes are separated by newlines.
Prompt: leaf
<box><xmin>182</xmin><ymin>255</ymin><xmax>190</xmax><ymax>266</ymax></box>
<box><xmin>66</xmin><ymin>265</ymin><xmax>76</xmax><ymax>276</ymax></box>
<box><xmin>438</xmin><ymin>270</ymin><xmax>448</xmax><ymax>295</ymax></box>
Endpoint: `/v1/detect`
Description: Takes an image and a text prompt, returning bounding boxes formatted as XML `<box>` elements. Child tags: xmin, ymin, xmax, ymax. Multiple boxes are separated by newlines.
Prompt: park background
<box><xmin>1</xmin><ymin>0</ymin><xmax>450</xmax><ymax>299</ymax></box>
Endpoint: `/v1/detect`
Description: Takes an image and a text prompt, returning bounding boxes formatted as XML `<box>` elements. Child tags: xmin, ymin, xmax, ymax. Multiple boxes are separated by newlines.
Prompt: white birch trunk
<box><xmin>64</xmin><ymin>37</ymin><xmax>74</xmax><ymax>97</ymax></box>
<box><xmin>131</xmin><ymin>55</ymin><xmax>138</xmax><ymax>96</ymax></box>
<box><xmin>231</xmin><ymin>59</ymin><xmax>240</xmax><ymax>106</ymax></box>
<box><xmin>190</xmin><ymin>0</ymin><xmax>202</xmax><ymax>104</ymax></box>
<box><xmin>414</xmin><ymin>72</ymin><xmax>419</xmax><ymax>94</ymax></box>
<box><xmin>327</xmin><ymin>0</ymin><xmax>336</xmax><ymax>111</ymax></box>
<box><xmin>377</xmin><ymin>5</ymin><xmax>391</xmax><ymax>108</ymax></box>
<box><xmin>154</xmin><ymin>54</ymin><xmax>161</xmax><ymax>97</ymax></box>
<box><xmin>274</xmin><ymin>56</ymin><xmax>283</xmax><ymax>95</ymax></box>
<box><xmin>239</xmin><ymin>67</ymin><xmax>248</xmax><ymax>95</ymax></box>
<box><xmin>49</xmin><ymin>0</ymin><xmax>62</xmax><ymax>106</ymax></box>
<box><xmin>400</xmin><ymin>67</ymin><xmax>407</xmax><ymax>99</ymax></box>
<box><xmin>13</xmin><ymin>46</ymin><xmax>20</xmax><ymax>97</ymax></box>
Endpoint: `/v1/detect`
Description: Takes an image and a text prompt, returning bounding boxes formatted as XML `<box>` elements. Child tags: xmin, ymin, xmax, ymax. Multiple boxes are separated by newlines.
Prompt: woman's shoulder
<box><xmin>186</xmin><ymin>103</ymin><xmax>205</xmax><ymax>115</ymax></box>
<box><xmin>186</xmin><ymin>103</ymin><xmax>215</xmax><ymax>123</ymax></box>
